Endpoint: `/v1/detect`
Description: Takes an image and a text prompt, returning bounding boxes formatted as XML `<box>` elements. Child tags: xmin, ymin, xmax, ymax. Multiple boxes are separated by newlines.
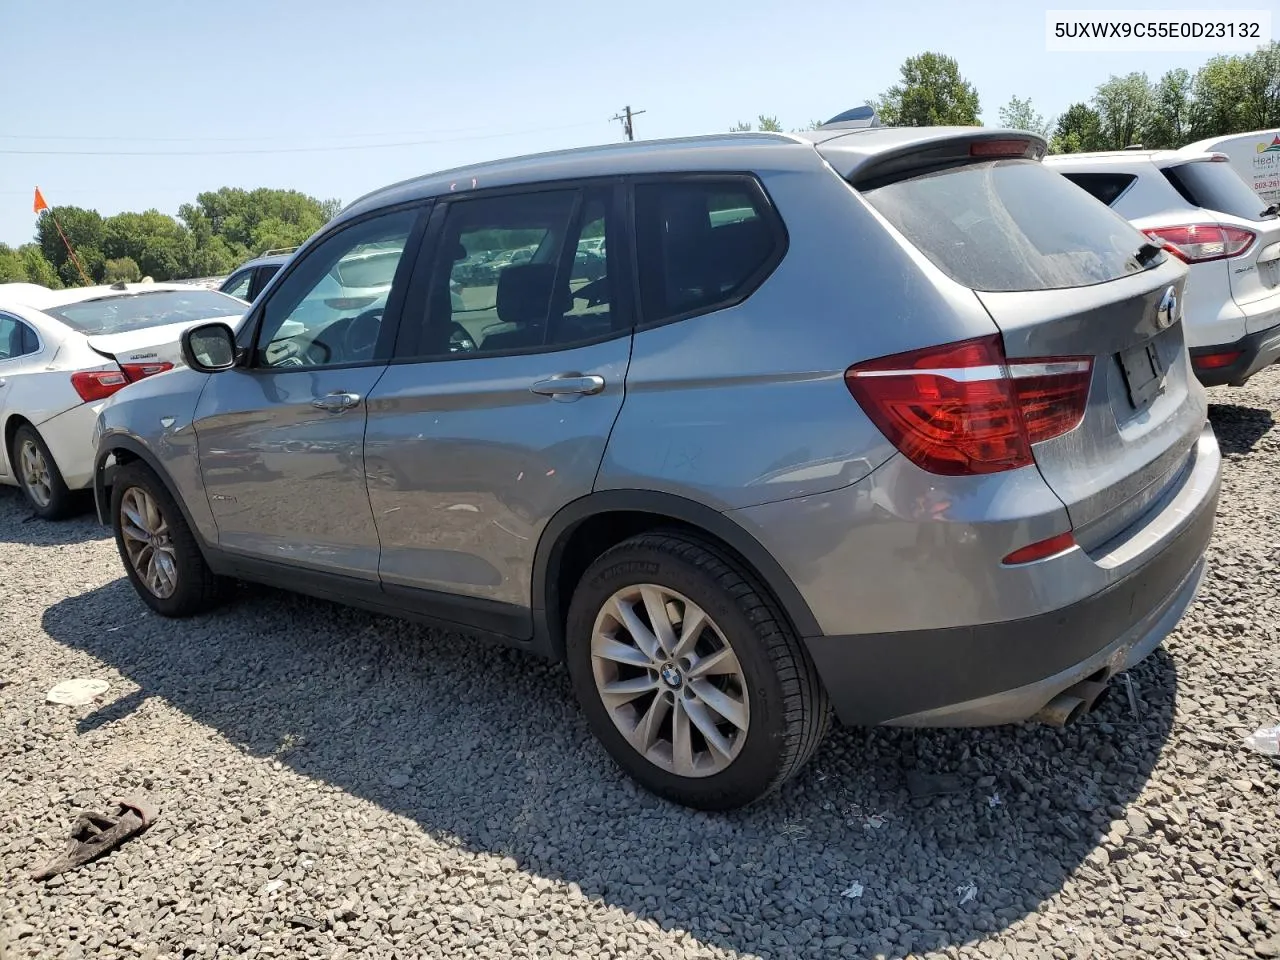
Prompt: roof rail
<box><xmin>260</xmin><ymin>245</ymin><xmax>299</xmax><ymax>257</ymax></box>
<box><xmin>818</xmin><ymin>106</ymin><xmax>883</xmax><ymax>131</ymax></box>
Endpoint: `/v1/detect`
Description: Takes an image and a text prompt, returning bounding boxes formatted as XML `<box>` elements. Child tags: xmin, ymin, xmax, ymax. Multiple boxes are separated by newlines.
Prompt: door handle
<box><xmin>529</xmin><ymin>374</ymin><xmax>606</xmax><ymax>398</ymax></box>
<box><xmin>312</xmin><ymin>391</ymin><xmax>362</xmax><ymax>412</ymax></box>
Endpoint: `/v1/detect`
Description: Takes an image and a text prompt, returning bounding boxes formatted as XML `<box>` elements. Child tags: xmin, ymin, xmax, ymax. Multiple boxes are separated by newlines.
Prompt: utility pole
<box><xmin>611</xmin><ymin>105</ymin><xmax>646</xmax><ymax>142</ymax></box>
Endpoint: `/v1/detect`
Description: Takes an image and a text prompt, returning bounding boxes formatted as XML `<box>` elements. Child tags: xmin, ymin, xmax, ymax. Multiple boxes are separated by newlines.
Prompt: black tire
<box><xmin>110</xmin><ymin>460</ymin><xmax>225</xmax><ymax>617</ymax></box>
<box><xmin>11</xmin><ymin>423</ymin><xmax>78</xmax><ymax>520</ymax></box>
<box><xmin>565</xmin><ymin>531</ymin><xmax>831</xmax><ymax>810</ymax></box>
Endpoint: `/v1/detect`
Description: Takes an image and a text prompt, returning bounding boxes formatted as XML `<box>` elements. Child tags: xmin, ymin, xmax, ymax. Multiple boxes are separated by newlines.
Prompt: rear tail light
<box><xmin>70</xmin><ymin>370</ymin><xmax>129</xmax><ymax>403</ymax></box>
<box><xmin>1003</xmin><ymin>531</ymin><xmax>1077</xmax><ymax>565</ymax></box>
<box><xmin>1145</xmin><ymin>225</ymin><xmax>1255</xmax><ymax>263</ymax></box>
<box><xmin>120</xmin><ymin>361</ymin><xmax>173</xmax><ymax>381</ymax></box>
<box><xmin>1191</xmin><ymin>350</ymin><xmax>1243</xmax><ymax>370</ymax></box>
<box><xmin>844</xmin><ymin>334</ymin><xmax>1092</xmax><ymax>476</ymax></box>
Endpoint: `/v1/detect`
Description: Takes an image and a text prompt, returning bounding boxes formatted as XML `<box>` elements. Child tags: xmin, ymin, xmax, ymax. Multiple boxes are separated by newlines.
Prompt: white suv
<box><xmin>1047</xmin><ymin>149</ymin><xmax>1280</xmax><ymax>387</ymax></box>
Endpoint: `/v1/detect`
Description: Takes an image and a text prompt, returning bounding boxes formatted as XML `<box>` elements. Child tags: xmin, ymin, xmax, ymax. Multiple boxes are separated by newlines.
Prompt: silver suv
<box><xmin>93</xmin><ymin>124</ymin><xmax>1221</xmax><ymax>810</ymax></box>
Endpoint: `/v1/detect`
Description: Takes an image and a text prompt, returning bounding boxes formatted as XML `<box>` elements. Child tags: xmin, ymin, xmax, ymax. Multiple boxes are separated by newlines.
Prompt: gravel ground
<box><xmin>2</xmin><ymin>371</ymin><xmax>1280</xmax><ymax>960</ymax></box>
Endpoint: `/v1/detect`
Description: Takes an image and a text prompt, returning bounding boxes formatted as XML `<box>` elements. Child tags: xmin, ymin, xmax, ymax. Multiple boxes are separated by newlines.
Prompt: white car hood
<box><xmin>85</xmin><ymin>313</ymin><xmax>245</xmax><ymax>367</ymax></box>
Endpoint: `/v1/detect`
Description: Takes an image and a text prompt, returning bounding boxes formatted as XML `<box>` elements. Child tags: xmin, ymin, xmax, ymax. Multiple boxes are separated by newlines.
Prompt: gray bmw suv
<box><xmin>93</xmin><ymin>123</ymin><xmax>1221</xmax><ymax>810</ymax></box>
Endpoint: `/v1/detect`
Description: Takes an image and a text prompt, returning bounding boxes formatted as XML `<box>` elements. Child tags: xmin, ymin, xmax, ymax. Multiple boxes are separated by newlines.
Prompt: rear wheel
<box><xmin>12</xmin><ymin>424</ymin><xmax>76</xmax><ymax>520</ymax></box>
<box><xmin>566</xmin><ymin>532</ymin><xmax>831</xmax><ymax>810</ymax></box>
<box><xmin>111</xmin><ymin>460</ymin><xmax>224</xmax><ymax>617</ymax></box>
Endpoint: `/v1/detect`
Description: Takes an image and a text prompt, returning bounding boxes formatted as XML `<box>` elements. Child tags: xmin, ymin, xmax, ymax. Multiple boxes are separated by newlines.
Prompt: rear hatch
<box><xmin>1158</xmin><ymin>155</ymin><xmax>1280</xmax><ymax>319</ymax></box>
<box><xmin>841</xmin><ymin>136</ymin><xmax>1204</xmax><ymax>551</ymax></box>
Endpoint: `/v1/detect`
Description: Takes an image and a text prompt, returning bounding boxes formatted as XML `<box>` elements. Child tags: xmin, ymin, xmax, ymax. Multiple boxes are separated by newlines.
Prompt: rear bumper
<box><xmin>1190</xmin><ymin>320</ymin><xmax>1280</xmax><ymax>387</ymax></box>
<box><xmin>800</xmin><ymin>428</ymin><xmax>1220</xmax><ymax>727</ymax></box>
<box><xmin>34</xmin><ymin>401</ymin><xmax>106</xmax><ymax>490</ymax></box>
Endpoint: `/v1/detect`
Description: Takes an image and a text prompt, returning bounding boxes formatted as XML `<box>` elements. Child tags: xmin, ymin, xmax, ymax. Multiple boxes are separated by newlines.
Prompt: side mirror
<box><xmin>181</xmin><ymin>322</ymin><xmax>238</xmax><ymax>372</ymax></box>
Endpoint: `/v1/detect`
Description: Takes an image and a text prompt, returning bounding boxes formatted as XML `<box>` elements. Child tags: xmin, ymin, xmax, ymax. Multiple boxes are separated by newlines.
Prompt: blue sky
<box><xmin>0</xmin><ymin>0</ymin><xmax>1249</xmax><ymax>247</ymax></box>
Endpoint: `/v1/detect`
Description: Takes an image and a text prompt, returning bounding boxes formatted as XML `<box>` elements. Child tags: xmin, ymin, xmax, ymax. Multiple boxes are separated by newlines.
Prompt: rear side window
<box><xmin>634</xmin><ymin>179</ymin><xmax>783</xmax><ymax>323</ymax></box>
<box><xmin>1163</xmin><ymin>161</ymin><xmax>1277</xmax><ymax>222</ymax></box>
<box><xmin>1060</xmin><ymin>172</ymin><xmax>1137</xmax><ymax>208</ymax></box>
<box><xmin>863</xmin><ymin>160</ymin><xmax>1153</xmax><ymax>292</ymax></box>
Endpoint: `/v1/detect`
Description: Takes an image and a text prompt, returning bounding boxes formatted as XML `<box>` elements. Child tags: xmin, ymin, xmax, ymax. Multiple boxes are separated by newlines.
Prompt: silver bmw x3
<box><xmin>94</xmin><ymin>119</ymin><xmax>1221</xmax><ymax>810</ymax></box>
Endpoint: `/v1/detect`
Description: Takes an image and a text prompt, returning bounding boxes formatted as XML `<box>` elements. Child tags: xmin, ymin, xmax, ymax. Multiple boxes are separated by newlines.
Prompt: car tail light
<box><xmin>1144</xmin><ymin>225</ymin><xmax>1255</xmax><ymax>263</ymax></box>
<box><xmin>120</xmin><ymin>361</ymin><xmax>173</xmax><ymax>381</ymax></box>
<box><xmin>70</xmin><ymin>369</ymin><xmax>129</xmax><ymax>403</ymax></box>
<box><xmin>844</xmin><ymin>334</ymin><xmax>1093</xmax><ymax>476</ymax></box>
<box><xmin>970</xmin><ymin>139</ymin><xmax>1034</xmax><ymax>158</ymax></box>
<box><xmin>1192</xmin><ymin>350</ymin><xmax>1244</xmax><ymax>370</ymax></box>
<box><xmin>1003</xmin><ymin>531</ymin><xmax>1077</xmax><ymax>565</ymax></box>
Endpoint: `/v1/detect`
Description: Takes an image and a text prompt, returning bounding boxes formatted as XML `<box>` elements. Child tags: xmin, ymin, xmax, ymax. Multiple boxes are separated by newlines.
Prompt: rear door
<box><xmin>363</xmin><ymin>183</ymin><xmax>632</xmax><ymax>627</ymax></box>
<box><xmin>193</xmin><ymin>206</ymin><xmax>427</xmax><ymax>579</ymax></box>
<box><xmin>861</xmin><ymin>153</ymin><xmax>1204</xmax><ymax>550</ymax></box>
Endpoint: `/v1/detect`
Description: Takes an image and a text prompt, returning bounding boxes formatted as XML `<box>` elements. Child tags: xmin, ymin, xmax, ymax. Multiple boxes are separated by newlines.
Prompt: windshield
<box><xmin>1163</xmin><ymin>160</ymin><xmax>1278</xmax><ymax>221</ymax></box>
<box><xmin>44</xmin><ymin>290</ymin><xmax>244</xmax><ymax>335</ymax></box>
<box><xmin>863</xmin><ymin>159</ymin><xmax>1156</xmax><ymax>292</ymax></box>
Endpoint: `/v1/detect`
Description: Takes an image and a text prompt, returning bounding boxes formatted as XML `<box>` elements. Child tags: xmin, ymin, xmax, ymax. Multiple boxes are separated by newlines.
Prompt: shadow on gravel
<box><xmin>43</xmin><ymin>580</ymin><xmax>1176</xmax><ymax>959</ymax></box>
<box><xmin>0</xmin><ymin>487</ymin><xmax>104</xmax><ymax>546</ymax></box>
<box><xmin>1208</xmin><ymin>403</ymin><xmax>1275</xmax><ymax>456</ymax></box>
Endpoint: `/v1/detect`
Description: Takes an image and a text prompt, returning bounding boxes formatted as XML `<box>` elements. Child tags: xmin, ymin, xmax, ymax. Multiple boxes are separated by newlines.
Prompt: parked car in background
<box><xmin>1047</xmin><ymin>149</ymin><xmax>1280</xmax><ymax>387</ymax></box>
<box><xmin>0</xmin><ymin>282</ymin><xmax>247</xmax><ymax>519</ymax></box>
<box><xmin>95</xmin><ymin>123</ymin><xmax>1219</xmax><ymax>810</ymax></box>
<box><xmin>218</xmin><ymin>250</ymin><xmax>294</xmax><ymax>303</ymax></box>
<box><xmin>1180</xmin><ymin>128</ymin><xmax>1280</xmax><ymax>209</ymax></box>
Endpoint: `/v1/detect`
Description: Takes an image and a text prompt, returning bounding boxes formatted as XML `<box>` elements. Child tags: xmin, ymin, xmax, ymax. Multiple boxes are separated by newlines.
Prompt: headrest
<box><xmin>496</xmin><ymin>263</ymin><xmax>556</xmax><ymax>326</ymax></box>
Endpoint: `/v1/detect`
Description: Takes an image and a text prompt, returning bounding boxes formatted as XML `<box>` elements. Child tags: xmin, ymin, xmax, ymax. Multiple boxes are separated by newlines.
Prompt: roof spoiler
<box><xmin>818</xmin><ymin>106</ymin><xmax>883</xmax><ymax>131</ymax></box>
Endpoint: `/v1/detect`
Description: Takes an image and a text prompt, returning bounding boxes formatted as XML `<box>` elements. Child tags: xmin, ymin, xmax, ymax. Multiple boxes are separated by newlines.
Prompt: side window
<box><xmin>420</xmin><ymin>188</ymin><xmax>620</xmax><ymax>357</ymax></box>
<box><xmin>0</xmin><ymin>315</ymin><xmax>39</xmax><ymax>361</ymax></box>
<box><xmin>634</xmin><ymin>179</ymin><xmax>782</xmax><ymax>324</ymax></box>
<box><xmin>248</xmin><ymin>264</ymin><xmax>281</xmax><ymax>301</ymax></box>
<box><xmin>254</xmin><ymin>210</ymin><xmax>417</xmax><ymax>369</ymax></box>
<box><xmin>1060</xmin><ymin>172</ymin><xmax>1138</xmax><ymax>208</ymax></box>
<box><xmin>221</xmin><ymin>269</ymin><xmax>253</xmax><ymax>301</ymax></box>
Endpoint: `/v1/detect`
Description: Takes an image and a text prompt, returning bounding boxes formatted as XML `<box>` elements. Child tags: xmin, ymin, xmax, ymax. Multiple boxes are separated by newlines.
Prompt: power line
<box><xmin>0</xmin><ymin>123</ymin><xmax>535</xmax><ymax>144</ymax></box>
<box><xmin>611</xmin><ymin>105</ymin><xmax>646</xmax><ymax>142</ymax></box>
<box><xmin>0</xmin><ymin>120</ymin><xmax>606</xmax><ymax>157</ymax></box>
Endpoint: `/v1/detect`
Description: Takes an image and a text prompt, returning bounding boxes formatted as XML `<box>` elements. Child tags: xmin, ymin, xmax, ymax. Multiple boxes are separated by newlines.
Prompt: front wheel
<box><xmin>566</xmin><ymin>532</ymin><xmax>831</xmax><ymax>810</ymax></box>
<box><xmin>111</xmin><ymin>460</ymin><xmax>224</xmax><ymax>617</ymax></box>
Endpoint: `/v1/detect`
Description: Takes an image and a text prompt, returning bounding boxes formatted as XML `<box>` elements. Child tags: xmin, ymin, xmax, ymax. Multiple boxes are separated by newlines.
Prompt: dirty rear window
<box><xmin>863</xmin><ymin>159</ymin><xmax>1156</xmax><ymax>292</ymax></box>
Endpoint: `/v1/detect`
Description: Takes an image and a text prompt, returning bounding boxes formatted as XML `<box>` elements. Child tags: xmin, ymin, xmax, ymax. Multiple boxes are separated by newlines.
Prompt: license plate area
<box><xmin>1119</xmin><ymin>338</ymin><xmax>1167</xmax><ymax>411</ymax></box>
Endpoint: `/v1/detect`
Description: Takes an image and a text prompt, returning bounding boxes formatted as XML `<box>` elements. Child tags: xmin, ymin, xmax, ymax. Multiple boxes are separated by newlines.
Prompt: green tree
<box><xmin>178</xmin><ymin>187</ymin><xmax>330</xmax><ymax>262</ymax></box>
<box><xmin>997</xmin><ymin>96</ymin><xmax>1051</xmax><ymax>137</ymax></box>
<box><xmin>1050</xmin><ymin>102</ymin><xmax>1105</xmax><ymax>154</ymax></box>
<box><xmin>102</xmin><ymin>257</ymin><xmax>142</xmax><ymax>283</ymax></box>
<box><xmin>1093</xmin><ymin>72</ymin><xmax>1154</xmax><ymax>149</ymax></box>
<box><xmin>876</xmin><ymin>52</ymin><xmax>981</xmax><ymax>127</ymax></box>
<box><xmin>1145</xmin><ymin>69</ymin><xmax>1192</xmax><ymax>149</ymax></box>
<box><xmin>19</xmin><ymin>245</ymin><xmax>61</xmax><ymax>287</ymax></box>
<box><xmin>756</xmin><ymin>114</ymin><xmax>782</xmax><ymax>132</ymax></box>
<box><xmin>0</xmin><ymin>244</ymin><xmax>25</xmax><ymax>282</ymax></box>
<box><xmin>728</xmin><ymin>121</ymin><xmax>753</xmax><ymax>132</ymax></box>
<box><xmin>103</xmin><ymin>210</ymin><xmax>197</xmax><ymax>281</ymax></box>
<box><xmin>36</xmin><ymin>206</ymin><xmax>105</xmax><ymax>286</ymax></box>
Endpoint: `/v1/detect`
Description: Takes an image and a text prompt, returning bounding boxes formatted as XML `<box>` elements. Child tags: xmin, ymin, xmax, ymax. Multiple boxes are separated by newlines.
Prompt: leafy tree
<box><xmin>36</xmin><ymin>206</ymin><xmax>105</xmax><ymax>285</ymax></box>
<box><xmin>103</xmin><ymin>257</ymin><xmax>142</xmax><ymax>283</ymax></box>
<box><xmin>1093</xmin><ymin>73</ymin><xmax>1153</xmax><ymax>149</ymax></box>
<box><xmin>756</xmin><ymin>115</ymin><xmax>782</xmax><ymax>132</ymax></box>
<box><xmin>0</xmin><ymin>244</ymin><xmax>25</xmax><ymax>282</ymax></box>
<box><xmin>320</xmin><ymin>197</ymin><xmax>343</xmax><ymax>221</ymax></box>
<box><xmin>1050</xmin><ymin>103</ymin><xmax>1106</xmax><ymax>154</ymax></box>
<box><xmin>876</xmin><ymin>52</ymin><xmax>981</xmax><ymax>127</ymax></box>
<box><xmin>20</xmin><ymin>245</ymin><xmax>61</xmax><ymax>287</ymax></box>
<box><xmin>178</xmin><ymin>187</ymin><xmax>330</xmax><ymax>262</ymax></box>
<box><xmin>103</xmin><ymin>210</ymin><xmax>197</xmax><ymax>281</ymax></box>
<box><xmin>997</xmin><ymin>96</ymin><xmax>1051</xmax><ymax>137</ymax></box>
<box><xmin>1145</xmin><ymin>69</ymin><xmax>1192</xmax><ymax>149</ymax></box>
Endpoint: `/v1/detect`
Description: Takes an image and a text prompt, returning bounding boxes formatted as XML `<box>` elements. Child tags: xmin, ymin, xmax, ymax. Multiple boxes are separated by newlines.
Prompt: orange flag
<box><xmin>33</xmin><ymin>187</ymin><xmax>49</xmax><ymax>214</ymax></box>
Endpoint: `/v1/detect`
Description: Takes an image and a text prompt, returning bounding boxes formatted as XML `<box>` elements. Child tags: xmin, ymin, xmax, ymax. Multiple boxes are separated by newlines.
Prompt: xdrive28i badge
<box><xmin>1157</xmin><ymin>286</ymin><xmax>1178</xmax><ymax>330</ymax></box>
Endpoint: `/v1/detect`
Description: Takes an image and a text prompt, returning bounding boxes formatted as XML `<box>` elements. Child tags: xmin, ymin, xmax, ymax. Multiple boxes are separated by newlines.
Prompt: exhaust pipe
<box><xmin>1032</xmin><ymin>693</ymin><xmax>1087</xmax><ymax>727</ymax></box>
<box><xmin>1032</xmin><ymin>678</ymin><xmax>1113</xmax><ymax>727</ymax></box>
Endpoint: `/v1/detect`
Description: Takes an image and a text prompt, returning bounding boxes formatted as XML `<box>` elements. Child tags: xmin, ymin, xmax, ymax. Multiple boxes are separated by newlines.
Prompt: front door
<box><xmin>364</xmin><ymin>185</ymin><xmax>631</xmax><ymax>628</ymax></box>
<box><xmin>193</xmin><ymin>207</ymin><xmax>424</xmax><ymax>580</ymax></box>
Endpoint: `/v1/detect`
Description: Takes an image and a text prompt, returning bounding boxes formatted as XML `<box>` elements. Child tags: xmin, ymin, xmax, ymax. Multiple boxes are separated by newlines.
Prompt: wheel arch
<box><xmin>94</xmin><ymin>436</ymin><xmax>210</xmax><ymax>557</ymax></box>
<box><xmin>531</xmin><ymin>490</ymin><xmax>821</xmax><ymax>660</ymax></box>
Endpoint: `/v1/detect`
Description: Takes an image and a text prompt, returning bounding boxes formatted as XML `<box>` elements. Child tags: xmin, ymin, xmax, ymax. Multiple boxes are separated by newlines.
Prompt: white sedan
<box><xmin>0</xmin><ymin>282</ymin><xmax>248</xmax><ymax>519</ymax></box>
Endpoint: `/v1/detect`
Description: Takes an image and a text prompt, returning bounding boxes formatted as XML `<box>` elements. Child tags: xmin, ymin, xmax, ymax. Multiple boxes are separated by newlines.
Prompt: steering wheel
<box><xmin>448</xmin><ymin>321</ymin><xmax>477</xmax><ymax>353</ymax></box>
<box><xmin>342</xmin><ymin>308</ymin><xmax>384</xmax><ymax>361</ymax></box>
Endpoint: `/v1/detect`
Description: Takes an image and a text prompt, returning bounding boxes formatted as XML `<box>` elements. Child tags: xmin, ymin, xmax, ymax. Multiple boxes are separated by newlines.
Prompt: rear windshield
<box><xmin>45</xmin><ymin>290</ymin><xmax>244</xmax><ymax>335</ymax></box>
<box><xmin>1163</xmin><ymin>160</ymin><xmax>1277</xmax><ymax>221</ymax></box>
<box><xmin>863</xmin><ymin>159</ymin><xmax>1155</xmax><ymax>292</ymax></box>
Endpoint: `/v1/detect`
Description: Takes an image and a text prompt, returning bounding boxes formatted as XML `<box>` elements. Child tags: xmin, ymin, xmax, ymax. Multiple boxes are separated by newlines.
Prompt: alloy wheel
<box><xmin>119</xmin><ymin>486</ymin><xmax>178</xmax><ymax>599</ymax></box>
<box><xmin>18</xmin><ymin>438</ymin><xmax>52</xmax><ymax>508</ymax></box>
<box><xmin>591</xmin><ymin>584</ymin><xmax>750</xmax><ymax>778</ymax></box>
